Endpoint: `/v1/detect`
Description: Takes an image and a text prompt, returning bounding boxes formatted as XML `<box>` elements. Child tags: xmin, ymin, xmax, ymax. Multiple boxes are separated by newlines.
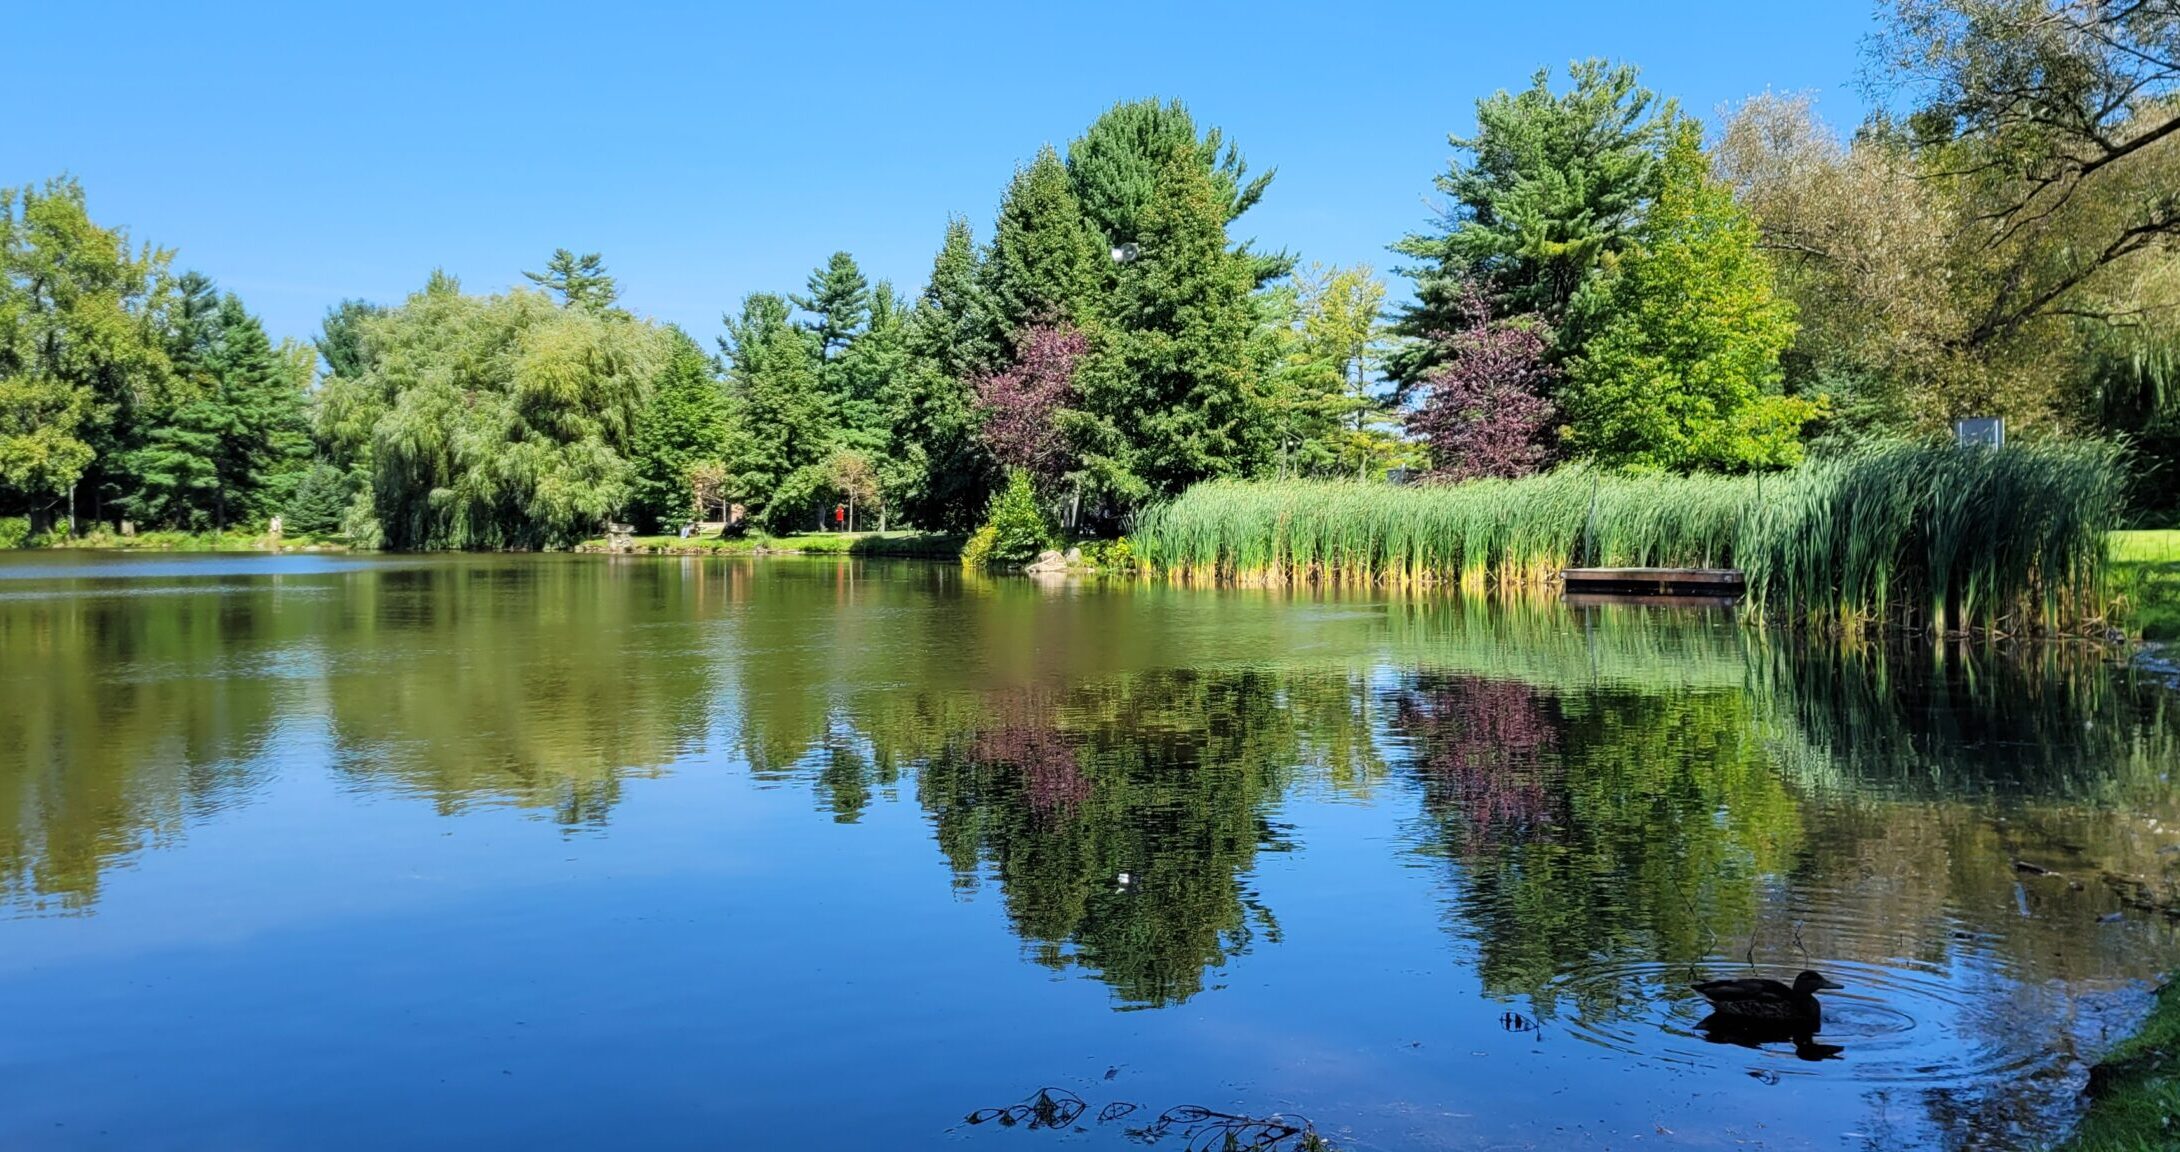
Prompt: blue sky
<box><xmin>11</xmin><ymin>1</ymin><xmax>1878</xmax><ymax>350</ymax></box>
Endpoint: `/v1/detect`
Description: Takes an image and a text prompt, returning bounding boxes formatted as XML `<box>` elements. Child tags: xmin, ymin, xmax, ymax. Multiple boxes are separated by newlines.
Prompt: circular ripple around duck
<box><xmin>1536</xmin><ymin>957</ymin><xmax>2055</xmax><ymax>1087</ymax></box>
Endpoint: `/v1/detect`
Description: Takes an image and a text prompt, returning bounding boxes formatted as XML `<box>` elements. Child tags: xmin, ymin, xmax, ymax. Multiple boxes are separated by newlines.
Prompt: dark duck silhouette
<box><xmin>1691</xmin><ymin>970</ymin><xmax>1842</xmax><ymax>1027</ymax></box>
<box><xmin>1694</xmin><ymin>1014</ymin><xmax>1846</xmax><ymax>1061</ymax></box>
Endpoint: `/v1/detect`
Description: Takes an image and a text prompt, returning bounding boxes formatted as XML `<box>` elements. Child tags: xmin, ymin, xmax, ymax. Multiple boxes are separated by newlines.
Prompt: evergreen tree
<box><xmin>1562</xmin><ymin>122</ymin><xmax>1813</xmax><ymax>472</ymax></box>
<box><xmin>982</xmin><ymin>146</ymin><xmax>1106</xmax><ymax>333</ymax></box>
<box><xmin>1066</xmin><ymin>98</ymin><xmax>1290</xmax><ymax>285</ymax></box>
<box><xmin>1388</xmin><ymin>60</ymin><xmax>1669</xmax><ymax>391</ymax></box>
<box><xmin>982</xmin><ymin>468</ymin><xmax>1052</xmax><ymax>563</ymax></box>
<box><xmin>285</xmin><ymin>461</ymin><xmax>354</xmax><ymax>536</ymax></box>
<box><xmin>791</xmin><ymin>251</ymin><xmax>871</xmax><ymax>359</ymax></box>
<box><xmin>627</xmin><ymin>328</ymin><xmax>729</xmax><ymax>532</ymax></box>
<box><xmin>914</xmin><ymin>216</ymin><xmax>1000</xmax><ymax>379</ymax></box>
<box><xmin>523</xmin><ymin>248</ymin><xmax>620</xmax><ymax>311</ymax></box>
<box><xmin>892</xmin><ymin>220</ymin><xmax>1000</xmax><ymax>531</ymax></box>
<box><xmin>723</xmin><ymin>291</ymin><xmax>831</xmax><ymax>527</ymax></box>
<box><xmin>832</xmin><ymin>281</ymin><xmax>909</xmax><ymax>445</ymax></box>
<box><xmin>120</xmin><ymin>395</ymin><xmax>224</xmax><ymax>528</ymax></box>
<box><xmin>125</xmin><ymin>292</ymin><xmax>309</xmax><ymax>528</ymax></box>
<box><xmin>1073</xmin><ymin>151</ymin><xmax>1269</xmax><ymax>506</ymax></box>
<box><xmin>208</xmin><ymin>294</ymin><xmax>310</xmax><ymax>523</ymax></box>
<box><xmin>166</xmin><ymin>271</ymin><xmax>223</xmax><ymax>375</ymax></box>
<box><xmin>316</xmin><ymin>298</ymin><xmax>385</xmax><ymax>378</ymax></box>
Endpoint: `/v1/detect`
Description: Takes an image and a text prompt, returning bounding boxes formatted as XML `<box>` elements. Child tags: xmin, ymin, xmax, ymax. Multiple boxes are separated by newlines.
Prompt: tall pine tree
<box><xmin>893</xmin><ymin>219</ymin><xmax>999</xmax><ymax>530</ymax></box>
<box><xmin>1388</xmin><ymin>60</ymin><xmax>1669</xmax><ymax>391</ymax></box>
<box><xmin>124</xmin><ymin>291</ymin><xmax>305</xmax><ymax>528</ymax></box>
<box><xmin>791</xmin><ymin>251</ymin><xmax>871</xmax><ymax>360</ymax></box>
<box><xmin>316</xmin><ymin>298</ymin><xmax>385</xmax><ymax>378</ymax></box>
<box><xmin>523</xmin><ymin>249</ymin><xmax>620</xmax><ymax>311</ymax></box>
<box><xmin>1067</xmin><ymin>99</ymin><xmax>1291</xmax><ymax>287</ymax></box>
<box><xmin>1073</xmin><ymin>150</ymin><xmax>1268</xmax><ymax>506</ymax></box>
<box><xmin>722</xmin><ymin>292</ymin><xmax>830</xmax><ymax>526</ymax></box>
<box><xmin>628</xmin><ymin>328</ymin><xmax>730</xmax><ymax>532</ymax></box>
<box><xmin>982</xmin><ymin>146</ymin><xmax>1106</xmax><ymax>334</ymax></box>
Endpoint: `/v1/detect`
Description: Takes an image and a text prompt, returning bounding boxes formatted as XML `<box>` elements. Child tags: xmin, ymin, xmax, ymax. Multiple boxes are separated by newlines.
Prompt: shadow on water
<box><xmin>0</xmin><ymin>556</ymin><xmax>2174</xmax><ymax>1148</ymax></box>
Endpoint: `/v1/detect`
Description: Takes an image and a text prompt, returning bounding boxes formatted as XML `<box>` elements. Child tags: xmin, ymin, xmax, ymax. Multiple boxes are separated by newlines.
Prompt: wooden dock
<box><xmin>1559</xmin><ymin>567</ymin><xmax>1746</xmax><ymax>598</ymax></box>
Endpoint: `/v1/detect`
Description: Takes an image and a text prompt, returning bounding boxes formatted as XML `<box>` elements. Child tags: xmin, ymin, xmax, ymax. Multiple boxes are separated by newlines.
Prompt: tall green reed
<box><xmin>1132</xmin><ymin>441</ymin><xmax>2127</xmax><ymax>633</ymax></box>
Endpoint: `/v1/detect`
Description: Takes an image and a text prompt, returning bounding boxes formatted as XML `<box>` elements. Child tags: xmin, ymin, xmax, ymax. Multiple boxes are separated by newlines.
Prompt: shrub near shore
<box><xmin>1134</xmin><ymin>441</ymin><xmax>2126</xmax><ymax>634</ymax></box>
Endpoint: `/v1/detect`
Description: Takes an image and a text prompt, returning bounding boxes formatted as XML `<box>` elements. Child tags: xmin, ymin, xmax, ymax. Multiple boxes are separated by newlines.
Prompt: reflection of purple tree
<box><xmin>970</xmin><ymin>724</ymin><xmax>1090</xmax><ymax>817</ymax></box>
<box><xmin>973</xmin><ymin>324</ymin><xmax>1089</xmax><ymax>489</ymax></box>
<box><xmin>1408</xmin><ymin>282</ymin><xmax>1558</xmax><ymax>482</ymax></box>
<box><xmin>1396</xmin><ymin>675</ymin><xmax>1562</xmax><ymax>844</ymax></box>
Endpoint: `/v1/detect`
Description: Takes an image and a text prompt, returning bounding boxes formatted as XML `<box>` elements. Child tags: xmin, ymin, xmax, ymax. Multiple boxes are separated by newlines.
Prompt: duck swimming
<box><xmin>1691</xmin><ymin>970</ymin><xmax>1842</xmax><ymax>1026</ymax></box>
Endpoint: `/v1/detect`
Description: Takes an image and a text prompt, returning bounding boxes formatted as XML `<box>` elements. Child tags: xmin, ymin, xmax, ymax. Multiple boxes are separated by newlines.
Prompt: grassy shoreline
<box><xmin>2061</xmin><ymin>980</ymin><xmax>2179</xmax><ymax>1152</ymax></box>
<box><xmin>35</xmin><ymin>528</ymin><xmax>350</xmax><ymax>552</ymax></box>
<box><xmin>573</xmin><ymin>530</ymin><xmax>964</xmax><ymax>558</ymax></box>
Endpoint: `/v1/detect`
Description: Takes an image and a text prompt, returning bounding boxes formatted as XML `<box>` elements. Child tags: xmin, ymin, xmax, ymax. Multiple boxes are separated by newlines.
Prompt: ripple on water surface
<box><xmin>1538</xmin><ymin>953</ymin><xmax>2083</xmax><ymax>1093</ymax></box>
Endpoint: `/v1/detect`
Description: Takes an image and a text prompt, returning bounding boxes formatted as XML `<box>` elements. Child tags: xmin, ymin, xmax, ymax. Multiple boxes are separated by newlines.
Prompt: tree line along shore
<box><xmin>4</xmin><ymin>3</ymin><xmax>2178</xmax><ymax>631</ymax></box>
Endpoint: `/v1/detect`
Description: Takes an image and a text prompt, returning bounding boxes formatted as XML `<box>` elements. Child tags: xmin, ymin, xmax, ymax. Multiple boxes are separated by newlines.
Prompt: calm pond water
<box><xmin>0</xmin><ymin>553</ymin><xmax>2175</xmax><ymax>1151</ymax></box>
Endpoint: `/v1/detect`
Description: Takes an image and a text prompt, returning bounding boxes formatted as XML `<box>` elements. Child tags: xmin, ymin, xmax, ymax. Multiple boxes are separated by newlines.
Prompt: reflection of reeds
<box><xmin>1134</xmin><ymin>441</ymin><xmax>2126</xmax><ymax>633</ymax></box>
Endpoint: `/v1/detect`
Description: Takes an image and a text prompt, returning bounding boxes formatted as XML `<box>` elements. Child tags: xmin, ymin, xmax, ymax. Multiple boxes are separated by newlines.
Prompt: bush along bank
<box><xmin>1132</xmin><ymin>440</ymin><xmax>2128</xmax><ymax>635</ymax></box>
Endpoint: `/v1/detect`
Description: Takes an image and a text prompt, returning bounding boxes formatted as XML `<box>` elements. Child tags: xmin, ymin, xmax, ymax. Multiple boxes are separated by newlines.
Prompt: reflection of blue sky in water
<box><xmin>0</xmin><ymin>554</ymin><xmax>2171</xmax><ymax>1150</ymax></box>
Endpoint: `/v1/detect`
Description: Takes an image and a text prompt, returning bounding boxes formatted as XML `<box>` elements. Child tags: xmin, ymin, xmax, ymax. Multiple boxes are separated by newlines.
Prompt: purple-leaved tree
<box><xmin>973</xmin><ymin>324</ymin><xmax>1088</xmax><ymax>488</ymax></box>
<box><xmin>1408</xmin><ymin>284</ymin><xmax>1559</xmax><ymax>482</ymax></box>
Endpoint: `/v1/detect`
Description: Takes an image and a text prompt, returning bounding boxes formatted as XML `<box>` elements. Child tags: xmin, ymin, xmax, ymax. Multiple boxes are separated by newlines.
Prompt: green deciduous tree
<box><xmin>1563</xmin><ymin>122</ymin><xmax>1814</xmax><ymax>472</ymax></box>
<box><xmin>1267</xmin><ymin>263</ymin><xmax>1400</xmax><ymax>478</ymax></box>
<box><xmin>341</xmin><ymin>274</ymin><xmax>666</xmax><ymax>548</ymax></box>
<box><xmin>1390</xmin><ymin>60</ymin><xmax>1671</xmax><ymax>390</ymax></box>
<box><xmin>0</xmin><ymin>177</ymin><xmax>176</xmax><ymax>527</ymax></box>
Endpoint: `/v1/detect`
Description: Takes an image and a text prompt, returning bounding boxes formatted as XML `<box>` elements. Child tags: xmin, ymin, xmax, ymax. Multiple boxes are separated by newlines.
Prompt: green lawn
<box><xmin>2112</xmin><ymin>530</ymin><xmax>2180</xmax><ymax>641</ymax></box>
<box><xmin>42</xmin><ymin>527</ymin><xmax>349</xmax><ymax>552</ymax></box>
<box><xmin>583</xmin><ymin>530</ymin><xmax>962</xmax><ymax>558</ymax></box>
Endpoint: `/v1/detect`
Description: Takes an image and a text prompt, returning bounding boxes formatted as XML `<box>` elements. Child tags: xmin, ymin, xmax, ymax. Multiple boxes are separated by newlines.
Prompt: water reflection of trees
<box><xmin>919</xmin><ymin>672</ymin><xmax>1311</xmax><ymax>1007</ymax></box>
<box><xmin>0</xmin><ymin>559</ymin><xmax>732</xmax><ymax>908</ymax></box>
<box><xmin>317</xmin><ymin>561</ymin><xmax>725</xmax><ymax>824</ymax></box>
<box><xmin>0</xmin><ymin>588</ymin><xmax>289</xmax><ymax>909</ymax></box>
<box><xmin>1395</xmin><ymin>674</ymin><xmax>1803</xmax><ymax>1013</ymax></box>
<box><xmin>3</xmin><ymin>563</ymin><xmax>2175</xmax><ymax>1051</ymax></box>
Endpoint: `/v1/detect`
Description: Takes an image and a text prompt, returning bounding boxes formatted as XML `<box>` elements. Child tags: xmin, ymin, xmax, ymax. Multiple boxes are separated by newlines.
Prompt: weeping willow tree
<box><xmin>2082</xmin><ymin>258</ymin><xmax>2180</xmax><ymax>526</ymax></box>
<box><xmin>312</xmin><ymin>272</ymin><xmax>669</xmax><ymax>549</ymax></box>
